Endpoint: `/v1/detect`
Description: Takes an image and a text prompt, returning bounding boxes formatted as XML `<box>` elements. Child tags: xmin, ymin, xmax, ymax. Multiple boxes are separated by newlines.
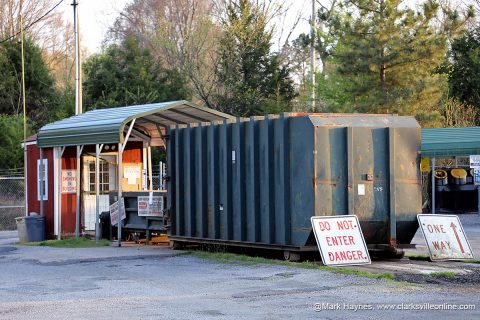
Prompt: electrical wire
<box><xmin>0</xmin><ymin>0</ymin><xmax>64</xmax><ymax>44</ymax></box>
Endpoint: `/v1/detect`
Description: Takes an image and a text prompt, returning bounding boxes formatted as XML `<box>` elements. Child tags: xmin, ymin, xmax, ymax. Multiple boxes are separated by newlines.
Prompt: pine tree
<box><xmin>331</xmin><ymin>0</ymin><xmax>466</xmax><ymax>115</ymax></box>
<box><xmin>214</xmin><ymin>0</ymin><xmax>296</xmax><ymax>116</ymax></box>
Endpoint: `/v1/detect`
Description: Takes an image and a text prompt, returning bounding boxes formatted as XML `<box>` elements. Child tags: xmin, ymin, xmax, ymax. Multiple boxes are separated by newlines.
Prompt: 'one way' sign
<box><xmin>417</xmin><ymin>214</ymin><xmax>474</xmax><ymax>261</ymax></box>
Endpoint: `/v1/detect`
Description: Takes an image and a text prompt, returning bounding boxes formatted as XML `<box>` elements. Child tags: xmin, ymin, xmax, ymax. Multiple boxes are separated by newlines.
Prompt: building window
<box><xmin>37</xmin><ymin>159</ymin><xmax>48</xmax><ymax>201</ymax></box>
<box><xmin>88</xmin><ymin>160</ymin><xmax>110</xmax><ymax>194</ymax></box>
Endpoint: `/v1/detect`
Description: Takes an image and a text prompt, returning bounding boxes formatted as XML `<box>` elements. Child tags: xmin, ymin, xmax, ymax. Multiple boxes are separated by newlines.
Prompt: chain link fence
<box><xmin>0</xmin><ymin>173</ymin><xmax>25</xmax><ymax>230</ymax></box>
<box><xmin>0</xmin><ymin>162</ymin><xmax>165</xmax><ymax>231</ymax></box>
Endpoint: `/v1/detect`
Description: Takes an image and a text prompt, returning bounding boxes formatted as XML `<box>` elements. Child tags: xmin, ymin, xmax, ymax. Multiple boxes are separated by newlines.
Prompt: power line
<box><xmin>0</xmin><ymin>0</ymin><xmax>64</xmax><ymax>44</ymax></box>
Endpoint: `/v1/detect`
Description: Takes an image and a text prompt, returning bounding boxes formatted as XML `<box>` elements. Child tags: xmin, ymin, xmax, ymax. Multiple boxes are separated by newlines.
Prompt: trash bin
<box><xmin>15</xmin><ymin>217</ymin><xmax>28</xmax><ymax>243</ymax></box>
<box><xmin>99</xmin><ymin>211</ymin><xmax>111</xmax><ymax>240</ymax></box>
<box><xmin>15</xmin><ymin>216</ymin><xmax>45</xmax><ymax>242</ymax></box>
<box><xmin>25</xmin><ymin>216</ymin><xmax>45</xmax><ymax>242</ymax></box>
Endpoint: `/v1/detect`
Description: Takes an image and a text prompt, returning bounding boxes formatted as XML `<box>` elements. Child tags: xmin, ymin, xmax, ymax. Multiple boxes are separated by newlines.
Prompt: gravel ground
<box><xmin>0</xmin><ymin>214</ymin><xmax>479</xmax><ymax>319</ymax></box>
<box><xmin>0</xmin><ymin>246</ymin><xmax>479</xmax><ymax>319</ymax></box>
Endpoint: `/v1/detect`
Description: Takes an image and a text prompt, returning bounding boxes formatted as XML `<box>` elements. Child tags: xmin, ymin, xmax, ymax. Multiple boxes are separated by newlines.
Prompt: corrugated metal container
<box><xmin>166</xmin><ymin>113</ymin><xmax>421</xmax><ymax>256</ymax></box>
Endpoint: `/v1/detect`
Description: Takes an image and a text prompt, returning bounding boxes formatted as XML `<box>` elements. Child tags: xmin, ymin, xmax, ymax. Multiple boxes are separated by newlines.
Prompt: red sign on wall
<box><xmin>61</xmin><ymin>170</ymin><xmax>77</xmax><ymax>194</ymax></box>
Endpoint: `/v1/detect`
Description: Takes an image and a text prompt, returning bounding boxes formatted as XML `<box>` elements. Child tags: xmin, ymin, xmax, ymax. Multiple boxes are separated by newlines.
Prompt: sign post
<box><xmin>311</xmin><ymin>215</ymin><xmax>371</xmax><ymax>266</ymax></box>
<box><xmin>110</xmin><ymin>197</ymin><xmax>126</xmax><ymax>227</ymax></box>
<box><xmin>469</xmin><ymin>156</ymin><xmax>480</xmax><ymax>215</ymax></box>
<box><xmin>417</xmin><ymin>214</ymin><xmax>474</xmax><ymax>261</ymax></box>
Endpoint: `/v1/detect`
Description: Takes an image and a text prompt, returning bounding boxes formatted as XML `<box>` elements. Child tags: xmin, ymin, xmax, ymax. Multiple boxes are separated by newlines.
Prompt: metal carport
<box><xmin>36</xmin><ymin>100</ymin><xmax>232</xmax><ymax>245</ymax></box>
<box><xmin>422</xmin><ymin>127</ymin><xmax>480</xmax><ymax>214</ymax></box>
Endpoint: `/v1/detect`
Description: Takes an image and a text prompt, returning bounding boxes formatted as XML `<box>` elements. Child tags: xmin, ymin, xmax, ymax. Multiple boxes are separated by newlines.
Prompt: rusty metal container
<box><xmin>166</xmin><ymin>113</ymin><xmax>421</xmax><ymax>256</ymax></box>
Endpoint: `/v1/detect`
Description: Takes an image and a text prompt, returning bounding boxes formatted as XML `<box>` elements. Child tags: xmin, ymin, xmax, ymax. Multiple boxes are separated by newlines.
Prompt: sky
<box><xmin>59</xmin><ymin>0</ymin><xmax>132</xmax><ymax>54</ymax></box>
<box><xmin>59</xmin><ymin>0</ymin><xmax>312</xmax><ymax>55</ymax></box>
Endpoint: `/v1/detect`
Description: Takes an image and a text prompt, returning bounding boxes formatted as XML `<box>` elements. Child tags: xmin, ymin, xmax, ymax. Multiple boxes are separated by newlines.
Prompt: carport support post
<box><xmin>75</xmin><ymin>145</ymin><xmax>83</xmax><ymax>238</ymax></box>
<box><xmin>95</xmin><ymin>144</ymin><xmax>103</xmax><ymax>242</ymax></box>
<box><xmin>116</xmin><ymin>119</ymin><xmax>135</xmax><ymax>246</ymax></box>
<box><xmin>148</xmin><ymin>146</ymin><xmax>153</xmax><ymax>191</ymax></box>
<box><xmin>431</xmin><ymin>157</ymin><xmax>435</xmax><ymax>215</ymax></box>
<box><xmin>117</xmin><ymin>142</ymin><xmax>123</xmax><ymax>247</ymax></box>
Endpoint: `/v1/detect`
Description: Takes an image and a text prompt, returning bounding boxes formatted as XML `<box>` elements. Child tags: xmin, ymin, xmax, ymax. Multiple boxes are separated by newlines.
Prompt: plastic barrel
<box><xmin>451</xmin><ymin>168</ymin><xmax>467</xmax><ymax>185</ymax></box>
<box><xmin>24</xmin><ymin>216</ymin><xmax>45</xmax><ymax>242</ymax></box>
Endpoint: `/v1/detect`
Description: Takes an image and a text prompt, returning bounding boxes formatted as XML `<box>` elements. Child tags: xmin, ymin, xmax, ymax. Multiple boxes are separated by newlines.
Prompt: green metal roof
<box><xmin>422</xmin><ymin>127</ymin><xmax>480</xmax><ymax>157</ymax></box>
<box><xmin>37</xmin><ymin>100</ymin><xmax>233</xmax><ymax>148</ymax></box>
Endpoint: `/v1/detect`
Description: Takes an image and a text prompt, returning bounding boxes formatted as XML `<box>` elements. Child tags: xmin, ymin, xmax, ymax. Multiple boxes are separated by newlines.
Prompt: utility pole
<box><xmin>20</xmin><ymin>15</ymin><xmax>28</xmax><ymax>216</ymax></box>
<box><xmin>310</xmin><ymin>0</ymin><xmax>316</xmax><ymax>112</ymax></box>
<box><xmin>72</xmin><ymin>0</ymin><xmax>83</xmax><ymax>239</ymax></box>
<box><xmin>72</xmin><ymin>0</ymin><xmax>82</xmax><ymax>115</ymax></box>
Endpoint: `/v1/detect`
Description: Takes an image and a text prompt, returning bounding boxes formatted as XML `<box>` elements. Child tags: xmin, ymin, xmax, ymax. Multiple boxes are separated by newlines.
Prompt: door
<box><xmin>82</xmin><ymin>155</ymin><xmax>116</xmax><ymax>231</ymax></box>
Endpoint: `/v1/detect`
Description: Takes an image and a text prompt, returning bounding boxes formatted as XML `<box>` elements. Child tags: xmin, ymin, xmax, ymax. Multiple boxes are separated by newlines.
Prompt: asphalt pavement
<box><xmin>0</xmin><ymin>215</ymin><xmax>479</xmax><ymax>319</ymax></box>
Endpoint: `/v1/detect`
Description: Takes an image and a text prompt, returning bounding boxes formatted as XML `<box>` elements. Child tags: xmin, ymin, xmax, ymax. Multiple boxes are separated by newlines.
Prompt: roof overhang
<box><xmin>37</xmin><ymin>100</ymin><xmax>233</xmax><ymax>148</ymax></box>
<box><xmin>421</xmin><ymin>127</ymin><xmax>480</xmax><ymax>157</ymax></box>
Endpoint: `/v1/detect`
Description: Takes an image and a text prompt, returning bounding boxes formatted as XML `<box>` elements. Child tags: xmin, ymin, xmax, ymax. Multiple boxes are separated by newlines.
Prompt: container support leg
<box><xmin>477</xmin><ymin>186</ymin><xmax>480</xmax><ymax>215</ymax></box>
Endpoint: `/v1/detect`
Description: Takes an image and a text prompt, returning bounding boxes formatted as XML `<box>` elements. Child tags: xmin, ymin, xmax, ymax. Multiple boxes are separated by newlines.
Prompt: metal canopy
<box><xmin>37</xmin><ymin>100</ymin><xmax>232</xmax><ymax>148</ymax></box>
<box><xmin>422</xmin><ymin>127</ymin><xmax>480</xmax><ymax>157</ymax></box>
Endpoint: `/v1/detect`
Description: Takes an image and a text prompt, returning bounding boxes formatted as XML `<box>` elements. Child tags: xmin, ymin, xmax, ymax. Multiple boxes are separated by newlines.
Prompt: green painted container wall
<box><xmin>167</xmin><ymin>114</ymin><xmax>421</xmax><ymax>248</ymax></box>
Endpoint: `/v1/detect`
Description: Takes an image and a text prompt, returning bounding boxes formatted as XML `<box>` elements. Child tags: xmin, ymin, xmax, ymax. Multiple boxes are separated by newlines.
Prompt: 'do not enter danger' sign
<box><xmin>417</xmin><ymin>214</ymin><xmax>474</xmax><ymax>261</ymax></box>
<box><xmin>311</xmin><ymin>215</ymin><xmax>371</xmax><ymax>266</ymax></box>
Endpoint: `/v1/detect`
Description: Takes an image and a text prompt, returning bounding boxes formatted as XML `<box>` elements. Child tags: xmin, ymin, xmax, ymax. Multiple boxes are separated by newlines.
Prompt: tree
<box><xmin>447</xmin><ymin>26</ymin><xmax>480</xmax><ymax>114</ymax></box>
<box><xmin>288</xmin><ymin>1</ymin><xmax>349</xmax><ymax>111</ymax></box>
<box><xmin>0</xmin><ymin>38</ymin><xmax>58</xmax><ymax>127</ymax></box>
<box><xmin>83</xmin><ymin>36</ymin><xmax>190</xmax><ymax>109</ymax></box>
<box><xmin>326</xmin><ymin>0</ymin><xmax>470</xmax><ymax>115</ymax></box>
<box><xmin>108</xmin><ymin>0</ymin><xmax>221</xmax><ymax>109</ymax></box>
<box><xmin>304</xmin><ymin>0</ymin><xmax>471</xmax><ymax>118</ymax></box>
<box><xmin>0</xmin><ymin>0</ymin><xmax>63</xmax><ymax>44</ymax></box>
<box><xmin>0</xmin><ymin>0</ymin><xmax>75</xmax><ymax>85</ymax></box>
<box><xmin>0</xmin><ymin>115</ymin><xmax>31</xmax><ymax>170</ymax></box>
<box><xmin>214</xmin><ymin>0</ymin><xmax>296</xmax><ymax>116</ymax></box>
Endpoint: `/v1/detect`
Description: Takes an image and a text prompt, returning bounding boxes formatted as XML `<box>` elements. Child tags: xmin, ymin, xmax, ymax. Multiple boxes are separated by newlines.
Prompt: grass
<box><xmin>189</xmin><ymin>251</ymin><xmax>395</xmax><ymax>280</ymax></box>
<box><xmin>428</xmin><ymin>271</ymin><xmax>456</xmax><ymax>279</ymax></box>
<box><xmin>460</xmin><ymin>259</ymin><xmax>480</xmax><ymax>264</ymax></box>
<box><xmin>20</xmin><ymin>237</ymin><xmax>110</xmax><ymax>248</ymax></box>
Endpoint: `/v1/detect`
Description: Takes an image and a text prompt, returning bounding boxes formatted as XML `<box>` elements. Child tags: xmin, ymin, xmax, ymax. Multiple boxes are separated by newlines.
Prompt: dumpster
<box><xmin>15</xmin><ymin>215</ymin><xmax>45</xmax><ymax>242</ymax></box>
<box><xmin>166</xmin><ymin>113</ymin><xmax>422</xmax><ymax>258</ymax></box>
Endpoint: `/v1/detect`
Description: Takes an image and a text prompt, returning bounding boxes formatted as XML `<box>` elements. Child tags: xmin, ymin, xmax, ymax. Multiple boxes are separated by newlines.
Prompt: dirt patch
<box><xmin>395</xmin><ymin>268</ymin><xmax>480</xmax><ymax>285</ymax></box>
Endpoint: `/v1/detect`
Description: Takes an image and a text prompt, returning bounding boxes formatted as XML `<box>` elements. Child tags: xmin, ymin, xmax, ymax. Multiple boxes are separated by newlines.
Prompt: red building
<box><xmin>25</xmin><ymin>101</ymin><xmax>230</xmax><ymax>241</ymax></box>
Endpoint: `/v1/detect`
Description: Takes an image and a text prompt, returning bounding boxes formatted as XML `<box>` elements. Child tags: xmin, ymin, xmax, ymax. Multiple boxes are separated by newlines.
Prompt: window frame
<box><xmin>37</xmin><ymin>158</ymin><xmax>48</xmax><ymax>201</ymax></box>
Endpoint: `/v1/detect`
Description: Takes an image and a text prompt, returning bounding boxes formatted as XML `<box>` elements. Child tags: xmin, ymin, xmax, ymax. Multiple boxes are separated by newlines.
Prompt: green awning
<box><xmin>37</xmin><ymin>100</ymin><xmax>233</xmax><ymax>148</ymax></box>
<box><xmin>422</xmin><ymin>127</ymin><xmax>480</xmax><ymax>157</ymax></box>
